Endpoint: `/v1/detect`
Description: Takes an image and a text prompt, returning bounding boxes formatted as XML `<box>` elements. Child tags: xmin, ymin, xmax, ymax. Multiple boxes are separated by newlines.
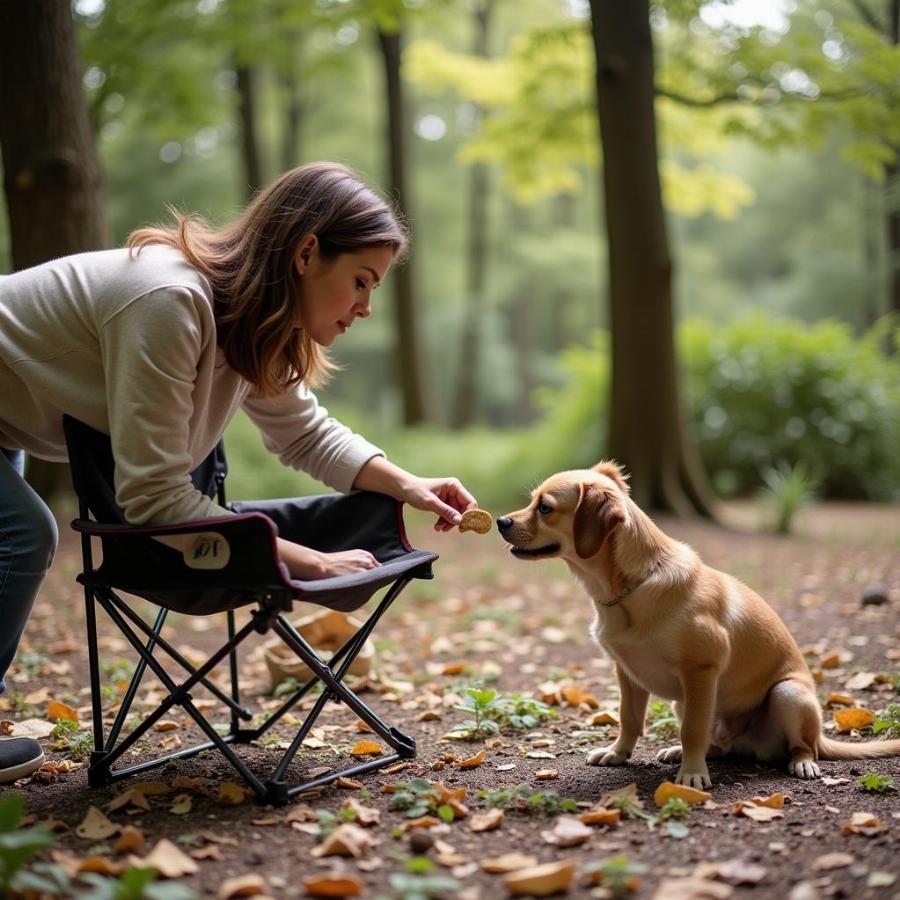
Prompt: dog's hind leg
<box><xmin>763</xmin><ymin>678</ymin><xmax>822</xmax><ymax>779</ymax></box>
<box><xmin>587</xmin><ymin>665</ymin><xmax>649</xmax><ymax>767</ymax></box>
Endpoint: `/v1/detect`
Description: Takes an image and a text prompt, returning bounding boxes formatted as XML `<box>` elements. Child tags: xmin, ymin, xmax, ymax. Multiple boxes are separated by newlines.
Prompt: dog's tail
<box><xmin>817</xmin><ymin>736</ymin><xmax>900</xmax><ymax>761</ymax></box>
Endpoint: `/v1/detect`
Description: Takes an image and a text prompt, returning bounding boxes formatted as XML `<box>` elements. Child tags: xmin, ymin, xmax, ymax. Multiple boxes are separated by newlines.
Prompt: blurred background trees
<box><xmin>0</xmin><ymin>0</ymin><xmax>897</xmax><ymax>515</ymax></box>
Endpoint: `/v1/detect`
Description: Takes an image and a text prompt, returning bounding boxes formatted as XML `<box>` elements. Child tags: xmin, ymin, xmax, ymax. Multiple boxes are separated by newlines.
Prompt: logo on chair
<box><xmin>183</xmin><ymin>532</ymin><xmax>231</xmax><ymax>570</ymax></box>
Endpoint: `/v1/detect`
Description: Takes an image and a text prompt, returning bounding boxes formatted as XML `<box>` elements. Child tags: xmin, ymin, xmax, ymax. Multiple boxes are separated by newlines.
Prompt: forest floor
<box><xmin>3</xmin><ymin>500</ymin><xmax>900</xmax><ymax>900</ymax></box>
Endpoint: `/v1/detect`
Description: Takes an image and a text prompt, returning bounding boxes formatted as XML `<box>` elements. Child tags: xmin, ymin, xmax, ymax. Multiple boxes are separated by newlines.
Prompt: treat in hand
<box><xmin>459</xmin><ymin>509</ymin><xmax>493</xmax><ymax>534</ymax></box>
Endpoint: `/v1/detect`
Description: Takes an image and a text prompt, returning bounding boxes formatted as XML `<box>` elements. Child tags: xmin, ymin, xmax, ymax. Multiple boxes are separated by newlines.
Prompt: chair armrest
<box><xmin>71</xmin><ymin>512</ymin><xmax>275</xmax><ymax>540</ymax></box>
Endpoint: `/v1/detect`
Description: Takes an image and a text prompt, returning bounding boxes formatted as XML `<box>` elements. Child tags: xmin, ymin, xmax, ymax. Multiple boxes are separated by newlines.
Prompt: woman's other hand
<box><xmin>277</xmin><ymin>538</ymin><xmax>380</xmax><ymax>579</ymax></box>
<box><xmin>399</xmin><ymin>475</ymin><xmax>477</xmax><ymax>532</ymax></box>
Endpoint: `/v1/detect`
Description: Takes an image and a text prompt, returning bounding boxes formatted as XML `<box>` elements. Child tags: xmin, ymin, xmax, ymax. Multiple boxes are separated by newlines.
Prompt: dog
<box><xmin>497</xmin><ymin>461</ymin><xmax>900</xmax><ymax>788</ymax></box>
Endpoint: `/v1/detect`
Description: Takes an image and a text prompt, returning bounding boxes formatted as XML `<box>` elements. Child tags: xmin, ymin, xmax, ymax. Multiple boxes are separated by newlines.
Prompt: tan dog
<box><xmin>497</xmin><ymin>461</ymin><xmax>900</xmax><ymax>788</ymax></box>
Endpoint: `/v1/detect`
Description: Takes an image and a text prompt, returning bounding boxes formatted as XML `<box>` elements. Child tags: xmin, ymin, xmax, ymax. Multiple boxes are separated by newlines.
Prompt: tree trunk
<box><xmin>376</xmin><ymin>27</ymin><xmax>429</xmax><ymax>425</ymax></box>
<box><xmin>235</xmin><ymin>62</ymin><xmax>264</xmax><ymax>199</ymax></box>
<box><xmin>280</xmin><ymin>28</ymin><xmax>304</xmax><ymax>171</ymax></box>
<box><xmin>588</xmin><ymin>0</ymin><xmax>716</xmax><ymax>516</ymax></box>
<box><xmin>886</xmin><ymin>0</ymin><xmax>899</xmax><ymax>321</ymax></box>
<box><xmin>0</xmin><ymin>0</ymin><xmax>109</xmax><ymax>501</ymax></box>
<box><xmin>450</xmin><ymin>0</ymin><xmax>493</xmax><ymax>429</ymax></box>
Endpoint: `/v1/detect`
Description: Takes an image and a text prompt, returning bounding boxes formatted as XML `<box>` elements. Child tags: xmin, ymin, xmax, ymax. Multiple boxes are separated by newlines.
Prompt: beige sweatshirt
<box><xmin>0</xmin><ymin>246</ymin><xmax>384</xmax><ymax>524</ymax></box>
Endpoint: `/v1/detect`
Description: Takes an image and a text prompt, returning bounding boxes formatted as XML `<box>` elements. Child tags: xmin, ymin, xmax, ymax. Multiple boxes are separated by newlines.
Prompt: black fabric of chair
<box><xmin>62</xmin><ymin>415</ymin><xmax>438</xmax><ymax>804</ymax></box>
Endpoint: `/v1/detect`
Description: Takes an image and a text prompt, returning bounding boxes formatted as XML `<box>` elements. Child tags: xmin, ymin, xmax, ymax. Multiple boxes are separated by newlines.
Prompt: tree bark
<box><xmin>588</xmin><ymin>0</ymin><xmax>716</xmax><ymax>516</ymax></box>
<box><xmin>886</xmin><ymin>0</ymin><xmax>899</xmax><ymax>321</ymax></box>
<box><xmin>376</xmin><ymin>27</ymin><xmax>429</xmax><ymax>425</ymax></box>
<box><xmin>280</xmin><ymin>28</ymin><xmax>304</xmax><ymax>171</ymax></box>
<box><xmin>0</xmin><ymin>0</ymin><xmax>109</xmax><ymax>501</ymax></box>
<box><xmin>450</xmin><ymin>0</ymin><xmax>493</xmax><ymax>429</ymax></box>
<box><xmin>235</xmin><ymin>62</ymin><xmax>264</xmax><ymax>199</ymax></box>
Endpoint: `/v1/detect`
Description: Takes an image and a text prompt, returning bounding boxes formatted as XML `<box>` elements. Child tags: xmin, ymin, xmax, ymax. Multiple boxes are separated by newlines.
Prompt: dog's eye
<box><xmin>537</xmin><ymin>501</ymin><xmax>553</xmax><ymax>515</ymax></box>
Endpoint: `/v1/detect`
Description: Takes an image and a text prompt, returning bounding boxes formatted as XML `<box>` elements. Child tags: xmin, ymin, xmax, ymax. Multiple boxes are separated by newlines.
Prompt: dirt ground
<box><xmin>3</xmin><ymin>500</ymin><xmax>899</xmax><ymax>899</ymax></box>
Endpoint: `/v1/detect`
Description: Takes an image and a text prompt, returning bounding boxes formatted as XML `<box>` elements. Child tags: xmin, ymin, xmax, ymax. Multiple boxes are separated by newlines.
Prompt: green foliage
<box><xmin>645</xmin><ymin>700</ymin><xmax>680</xmax><ymax>743</ymax></box>
<box><xmin>389</xmin><ymin>780</ymin><xmax>457</xmax><ymax>823</ymax></box>
<box><xmin>872</xmin><ymin>704</ymin><xmax>900</xmax><ymax>738</ymax></box>
<box><xmin>386</xmin><ymin>871</ymin><xmax>462</xmax><ymax>900</ymax></box>
<box><xmin>315</xmin><ymin>805</ymin><xmax>360</xmax><ymax>840</ymax></box>
<box><xmin>76</xmin><ymin>869</ymin><xmax>198</xmax><ymax>900</ymax></box>
<box><xmin>448</xmin><ymin>686</ymin><xmax>556</xmax><ymax>740</ymax></box>
<box><xmin>582</xmin><ymin>856</ymin><xmax>648</xmax><ymax>897</ymax></box>
<box><xmin>856</xmin><ymin>771</ymin><xmax>896</xmax><ymax>794</ymax></box>
<box><xmin>758</xmin><ymin>460</ymin><xmax>820</xmax><ymax>533</ymax></box>
<box><xmin>478</xmin><ymin>784</ymin><xmax>578</xmax><ymax>816</ymax></box>
<box><xmin>0</xmin><ymin>795</ymin><xmax>57</xmax><ymax>897</ymax></box>
<box><xmin>658</xmin><ymin>797</ymin><xmax>693</xmax><ymax>820</ymax></box>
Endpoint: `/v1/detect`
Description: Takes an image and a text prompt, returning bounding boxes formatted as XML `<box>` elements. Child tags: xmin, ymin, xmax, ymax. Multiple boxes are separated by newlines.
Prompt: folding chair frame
<box><xmin>76</xmin><ymin>501</ymin><xmax>420</xmax><ymax>805</ymax></box>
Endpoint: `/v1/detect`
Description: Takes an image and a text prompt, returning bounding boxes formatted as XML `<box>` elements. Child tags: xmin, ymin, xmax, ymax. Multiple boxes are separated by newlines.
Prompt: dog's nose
<box><xmin>496</xmin><ymin>516</ymin><xmax>512</xmax><ymax>532</ymax></box>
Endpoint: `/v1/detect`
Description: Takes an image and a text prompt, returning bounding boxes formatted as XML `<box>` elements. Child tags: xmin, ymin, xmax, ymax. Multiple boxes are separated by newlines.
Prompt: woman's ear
<box><xmin>574</xmin><ymin>482</ymin><xmax>624</xmax><ymax>559</ymax></box>
<box><xmin>293</xmin><ymin>234</ymin><xmax>319</xmax><ymax>275</ymax></box>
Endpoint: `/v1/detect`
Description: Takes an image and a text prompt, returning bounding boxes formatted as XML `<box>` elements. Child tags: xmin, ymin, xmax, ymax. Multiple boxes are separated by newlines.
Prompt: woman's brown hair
<box><xmin>128</xmin><ymin>162</ymin><xmax>408</xmax><ymax>394</ymax></box>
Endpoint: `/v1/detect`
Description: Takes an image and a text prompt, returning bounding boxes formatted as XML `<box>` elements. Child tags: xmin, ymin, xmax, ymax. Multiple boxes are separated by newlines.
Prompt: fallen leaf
<box><xmin>218</xmin><ymin>873</ymin><xmax>267</xmax><ymax>898</ymax></box>
<box><xmin>480</xmin><ymin>852</ymin><xmax>538</xmax><ymax>874</ymax></box>
<box><xmin>694</xmin><ymin>859</ymin><xmax>768</xmax><ymax>885</ymax></box>
<box><xmin>399</xmin><ymin>815</ymin><xmax>443</xmax><ymax>833</ymax></box>
<box><xmin>190</xmin><ymin>845</ymin><xmax>222</xmax><ymax>861</ymax></box>
<box><xmin>841</xmin><ymin>811</ymin><xmax>888</xmax><ymax>836</ymax></box>
<box><xmin>833</xmin><ymin>708</ymin><xmax>875</xmax><ymax>732</ymax></box>
<box><xmin>442</xmin><ymin>661</ymin><xmax>469</xmax><ymax>675</ymax></box>
<box><xmin>504</xmin><ymin>859</ymin><xmax>575</xmax><ymax>896</ymax></box>
<box><xmin>580</xmin><ymin>806</ymin><xmax>621</xmax><ymax>826</ymax></box>
<box><xmin>651</xmin><ymin>878</ymin><xmax>734</xmax><ymax>899</ymax></box>
<box><xmin>218</xmin><ymin>782</ymin><xmax>248</xmax><ymax>805</ymax></box>
<box><xmin>654</xmin><ymin>781</ymin><xmax>712</xmax><ymax>807</ymax></box>
<box><xmin>819</xmin><ymin>653</ymin><xmax>840</xmax><ymax>669</ymax></box>
<box><xmin>311</xmin><ymin>823</ymin><xmax>375</xmax><ymax>858</ymax></box>
<box><xmin>153</xmin><ymin>720</ymin><xmax>180</xmax><ymax>732</ymax></box>
<box><xmin>561</xmin><ymin>683</ymin><xmax>599</xmax><ymax>708</ymax></box>
<box><xmin>303</xmin><ymin>873</ymin><xmax>363</xmax><ymax>897</ymax></box>
<box><xmin>844</xmin><ymin>672</ymin><xmax>876</xmax><ymax>691</ymax></box>
<box><xmin>47</xmin><ymin>699</ymin><xmax>79</xmax><ymax>723</ymax></box>
<box><xmin>750</xmin><ymin>793</ymin><xmax>784</xmax><ymax>809</ymax></box>
<box><xmin>535</xmin><ymin>769</ymin><xmax>558</xmax><ymax>780</ymax></box>
<box><xmin>812</xmin><ymin>851</ymin><xmax>855</xmax><ymax>871</ymax></box>
<box><xmin>107</xmin><ymin>789</ymin><xmax>151</xmax><ymax>813</ymax></box>
<box><xmin>113</xmin><ymin>825</ymin><xmax>145</xmax><ymax>855</ymax></box>
<box><xmin>469</xmin><ymin>808</ymin><xmax>504</xmax><ymax>832</ymax></box>
<box><xmin>342</xmin><ymin>797</ymin><xmax>380</xmax><ymax>827</ymax></box>
<box><xmin>825</xmin><ymin>692</ymin><xmax>855</xmax><ymax>706</ymax></box>
<box><xmin>540</xmin><ymin>815</ymin><xmax>593</xmax><ymax>847</ymax></box>
<box><xmin>349</xmin><ymin>740</ymin><xmax>383</xmax><ymax>757</ymax></box>
<box><xmin>138</xmin><ymin>839</ymin><xmax>199</xmax><ymax>878</ymax></box>
<box><xmin>590</xmin><ymin>711</ymin><xmax>618</xmax><ymax>726</ymax></box>
<box><xmin>170</xmin><ymin>794</ymin><xmax>193</xmax><ymax>815</ymax></box>
<box><xmin>336</xmin><ymin>777</ymin><xmax>363</xmax><ymax>790</ymax></box>
<box><xmin>457</xmin><ymin>749</ymin><xmax>486</xmax><ymax>769</ymax></box>
<box><xmin>731</xmin><ymin>801</ymin><xmax>784</xmax><ymax>822</ymax></box>
<box><xmin>76</xmin><ymin>806</ymin><xmax>120</xmax><ymax>841</ymax></box>
<box><xmin>8</xmin><ymin>718</ymin><xmax>55</xmax><ymax>739</ymax></box>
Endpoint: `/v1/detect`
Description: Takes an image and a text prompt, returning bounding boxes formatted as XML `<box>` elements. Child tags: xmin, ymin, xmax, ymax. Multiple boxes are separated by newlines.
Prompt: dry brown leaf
<box><xmin>651</xmin><ymin>878</ymin><xmax>734</xmax><ymax>899</ymax></box>
<box><xmin>561</xmin><ymin>683</ymin><xmax>599</xmax><ymax>708</ymax></box>
<box><xmin>826</xmin><ymin>692</ymin><xmax>855</xmax><ymax>706</ymax></box>
<box><xmin>819</xmin><ymin>653</ymin><xmax>840</xmax><ymax>669</ymax></box>
<box><xmin>349</xmin><ymin>740</ymin><xmax>383</xmax><ymax>756</ymax></box>
<box><xmin>469</xmin><ymin>808</ymin><xmax>504</xmax><ymax>832</ymax></box>
<box><xmin>303</xmin><ymin>873</ymin><xmax>363</xmax><ymax>897</ymax></box>
<box><xmin>113</xmin><ymin>825</ymin><xmax>145</xmax><ymax>855</ymax></box>
<box><xmin>441</xmin><ymin>661</ymin><xmax>469</xmax><ymax>675</ymax></box>
<box><xmin>480</xmin><ymin>852</ymin><xmax>538</xmax><ymax>874</ymax></box>
<box><xmin>457</xmin><ymin>749</ymin><xmax>486</xmax><ymax>769</ymax></box>
<box><xmin>311</xmin><ymin>823</ymin><xmax>375</xmax><ymax>858</ymax></box>
<box><xmin>342</xmin><ymin>797</ymin><xmax>380</xmax><ymax>827</ymax></box>
<box><xmin>218</xmin><ymin>782</ymin><xmax>248</xmax><ymax>805</ymax></box>
<box><xmin>399</xmin><ymin>815</ymin><xmax>443</xmax><ymax>833</ymax></box>
<box><xmin>535</xmin><ymin>769</ymin><xmax>558</xmax><ymax>780</ymax></box>
<box><xmin>130</xmin><ymin>781</ymin><xmax>172</xmax><ymax>796</ymax></box>
<box><xmin>844</xmin><ymin>672</ymin><xmax>876</xmax><ymax>691</ymax></box>
<box><xmin>190</xmin><ymin>845</ymin><xmax>223</xmax><ymax>861</ymax></box>
<box><xmin>504</xmin><ymin>859</ymin><xmax>575</xmax><ymax>896</ymax></box>
<box><xmin>694</xmin><ymin>859</ymin><xmax>768</xmax><ymax>885</ymax></box>
<box><xmin>654</xmin><ymin>781</ymin><xmax>712</xmax><ymax>807</ymax></box>
<box><xmin>600</xmin><ymin>783</ymin><xmax>643</xmax><ymax>810</ymax></box>
<box><xmin>540</xmin><ymin>815</ymin><xmax>593</xmax><ymax>847</ymax></box>
<box><xmin>73</xmin><ymin>855</ymin><xmax>124</xmax><ymax>876</ymax></box>
<box><xmin>336</xmin><ymin>776</ymin><xmax>363</xmax><ymax>790</ymax></box>
<box><xmin>170</xmin><ymin>794</ymin><xmax>192</xmax><ymax>815</ymax></box>
<box><xmin>731</xmin><ymin>801</ymin><xmax>783</xmax><ymax>822</ymax></box>
<box><xmin>833</xmin><ymin>708</ymin><xmax>875</xmax><ymax>732</ymax></box>
<box><xmin>590</xmin><ymin>711</ymin><xmax>618</xmax><ymax>726</ymax></box>
<box><xmin>841</xmin><ymin>812</ymin><xmax>888</xmax><ymax>836</ymax></box>
<box><xmin>218</xmin><ymin>873</ymin><xmax>267</xmax><ymax>898</ymax></box>
<box><xmin>138</xmin><ymin>839</ymin><xmax>200</xmax><ymax>878</ymax></box>
<box><xmin>812</xmin><ymin>852</ymin><xmax>855</xmax><ymax>870</ymax></box>
<box><xmin>76</xmin><ymin>806</ymin><xmax>120</xmax><ymax>841</ymax></box>
<box><xmin>750</xmin><ymin>793</ymin><xmax>784</xmax><ymax>809</ymax></box>
<box><xmin>153</xmin><ymin>720</ymin><xmax>180</xmax><ymax>732</ymax></box>
<box><xmin>107</xmin><ymin>789</ymin><xmax>151</xmax><ymax>813</ymax></box>
<box><xmin>580</xmin><ymin>806</ymin><xmax>621</xmax><ymax>827</ymax></box>
<box><xmin>47</xmin><ymin>699</ymin><xmax>79</xmax><ymax>723</ymax></box>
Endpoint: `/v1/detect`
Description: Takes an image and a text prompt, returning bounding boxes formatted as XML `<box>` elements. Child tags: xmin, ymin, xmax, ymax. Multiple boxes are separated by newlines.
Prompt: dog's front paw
<box><xmin>656</xmin><ymin>744</ymin><xmax>683</xmax><ymax>764</ymax></box>
<box><xmin>674</xmin><ymin>767</ymin><xmax>711</xmax><ymax>789</ymax></box>
<box><xmin>788</xmin><ymin>759</ymin><xmax>821</xmax><ymax>779</ymax></box>
<box><xmin>586</xmin><ymin>745</ymin><xmax>630</xmax><ymax>767</ymax></box>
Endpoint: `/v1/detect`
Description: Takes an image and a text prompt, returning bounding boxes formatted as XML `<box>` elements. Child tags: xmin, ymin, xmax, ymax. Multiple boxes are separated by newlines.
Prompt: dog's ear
<box><xmin>592</xmin><ymin>459</ymin><xmax>630</xmax><ymax>495</ymax></box>
<box><xmin>574</xmin><ymin>483</ymin><xmax>624</xmax><ymax>559</ymax></box>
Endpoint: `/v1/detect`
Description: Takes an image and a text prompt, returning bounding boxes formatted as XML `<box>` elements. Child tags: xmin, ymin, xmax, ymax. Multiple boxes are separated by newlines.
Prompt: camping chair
<box><xmin>62</xmin><ymin>415</ymin><xmax>437</xmax><ymax>805</ymax></box>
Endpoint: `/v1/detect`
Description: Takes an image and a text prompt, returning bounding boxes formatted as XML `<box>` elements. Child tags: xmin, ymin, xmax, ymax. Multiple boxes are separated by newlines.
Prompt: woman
<box><xmin>0</xmin><ymin>161</ymin><xmax>476</xmax><ymax>781</ymax></box>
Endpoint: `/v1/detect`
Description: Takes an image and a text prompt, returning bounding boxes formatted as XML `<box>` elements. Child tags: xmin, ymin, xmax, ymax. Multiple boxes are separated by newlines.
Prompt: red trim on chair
<box><xmin>396</xmin><ymin>501</ymin><xmax>414</xmax><ymax>552</ymax></box>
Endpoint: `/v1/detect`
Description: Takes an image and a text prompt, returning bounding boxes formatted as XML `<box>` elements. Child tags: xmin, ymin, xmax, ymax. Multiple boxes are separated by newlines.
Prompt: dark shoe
<box><xmin>0</xmin><ymin>737</ymin><xmax>45</xmax><ymax>783</ymax></box>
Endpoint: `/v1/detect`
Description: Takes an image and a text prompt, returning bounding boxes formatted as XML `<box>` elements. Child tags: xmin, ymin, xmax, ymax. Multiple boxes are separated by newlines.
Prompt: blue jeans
<box><xmin>0</xmin><ymin>449</ymin><xmax>58</xmax><ymax>694</ymax></box>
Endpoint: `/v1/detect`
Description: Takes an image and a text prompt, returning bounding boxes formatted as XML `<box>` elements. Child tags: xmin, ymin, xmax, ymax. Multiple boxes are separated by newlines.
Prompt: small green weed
<box><xmin>873</xmin><ymin>704</ymin><xmax>900</xmax><ymax>738</ymax></box>
<box><xmin>389</xmin><ymin>779</ymin><xmax>457</xmax><ymax>823</ymax></box>
<box><xmin>76</xmin><ymin>869</ymin><xmax>198</xmax><ymax>900</ymax></box>
<box><xmin>449</xmin><ymin>686</ymin><xmax>556</xmax><ymax>740</ymax></box>
<box><xmin>645</xmin><ymin>700</ymin><xmax>679</xmax><ymax>742</ymax></box>
<box><xmin>658</xmin><ymin>797</ymin><xmax>692</xmax><ymax>820</ymax></box>
<box><xmin>0</xmin><ymin>795</ymin><xmax>59</xmax><ymax>897</ymax></box>
<box><xmin>758</xmin><ymin>460</ymin><xmax>820</xmax><ymax>534</ymax></box>
<box><xmin>857</xmin><ymin>771</ymin><xmax>896</xmax><ymax>793</ymax></box>
<box><xmin>315</xmin><ymin>805</ymin><xmax>360</xmax><ymax>840</ymax></box>
<box><xmin>385</xmin><ymin>871</ymin><xmax>461</xmax><ymax>900</ymax></box>
<box><xmin>583</xmin><ymin>855</ymin><xmax>647</xmax><ymax>897</ymax></box>
<box><xmin>478</xmin><ymin>784</ymin><xmax>578</xmax><ymax>816</ymax></box>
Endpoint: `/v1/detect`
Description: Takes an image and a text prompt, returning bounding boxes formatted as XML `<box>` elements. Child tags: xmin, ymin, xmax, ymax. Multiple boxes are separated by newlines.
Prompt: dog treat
<box><xmin>459</xmin><ymin>508</ymin><xmax>493</xmax><ymax>534</ymax></box>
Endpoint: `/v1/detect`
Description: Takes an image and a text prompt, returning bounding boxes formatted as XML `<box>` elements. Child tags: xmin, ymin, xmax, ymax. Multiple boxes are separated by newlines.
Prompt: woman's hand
<box><xmin>398</xmin><ymin>475</ymin><xmax>478</xmax><ymax>532</ymax></box>
<box><xmin>277</xmin><ymin>538</ymin><xmax>380</xmax><ymax>579</ymax></box>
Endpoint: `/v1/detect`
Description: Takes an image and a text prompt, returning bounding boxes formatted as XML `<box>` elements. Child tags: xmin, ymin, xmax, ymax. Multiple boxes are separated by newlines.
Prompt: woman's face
<box><xmin>293</xmin><ymin>237</ymin><xmax>394</xmax><ymax>347</ymax></box>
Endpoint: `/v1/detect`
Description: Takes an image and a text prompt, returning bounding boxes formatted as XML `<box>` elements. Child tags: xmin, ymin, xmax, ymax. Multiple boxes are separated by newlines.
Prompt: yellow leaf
<box><xmin>350</xmin><ymin>740</ymin><xmax>383</xmax><ymax>757</ymax></box>
<box><xmin>47</xmin><ymin>700</ymin><xmax>78</xmax><ymax>724</ymax></box>
<box><xmin>590</xmin><ymin>712</ymin><xmax>618</xmax><ymax>726</ymax></box>
<box><xmin>218</xmin><ymin>873</ymin><xmax>267</xmax><ymax>898</ymax></box>
<box><xmin>751</xmin><ymin>793</ymin><xmax>784</xmax><ymax>809</ymax></box>
<box><xmin>826</xmin><ymin>692</ymin><xmax>855</xmax><ymax>706</ymax></box>
<box><xmin>113</xmin><ymin>825</ymin><xmax>145</xmax><ymax>855</ymax></box>
<box><xmin>469</xmin><ymin>808</ymin><xmax>504</xmax><ymax>832</ymax></box>
<box><xmin>153</xmin><ymin>720</ymin><xmax>180</xmax><ymax>732</ymax></box>
<box><xmin>441</xmin><ymin>661</ymin><xmax>469</xmax><ymax>676</ymax></box>
<box><xmin>480</xmin><ymin>852</ymin><xmax>538</xmax><ymax>874</ymax></box>
<box><xmin>457</xmin><ymin>749</ymin><xmax>486</xmax><ymax>769</ymax></box>
<box><xmin>170</xmin><ymin>794</ymin><xmax>192</xmax><ymax>815</ymax></box>
<box><xmin>580</xmin><ymin>806</ymin><xmax>621</xmax><ymax>826</ymax></box>
<box><xmin>504</xmin><ymin>859</ymin><xmax>575</xmax><ymax>896</ymax></box>
<box><xmin>217</xmin><ymin>782</ymin><xmax>248</xmax><ymax>805</ymax></box>
<box><xmin>303</xmin><ymin>873</ymin><xmax>363</xmax><ymax>897</ymax></box>
<box><xmin>310</xmin><ymin>823</ymin><xmax>375</xmax><ymax>858</ymax></box>
<box><xmin>654</xmin><ymin>780</ymin><xmax>712</xmax><ymax>807</ymax></box>
<box><xmin>833</xmin><ymin>708</ymin><xmax>875</xmax><ymax>732</ymax></box>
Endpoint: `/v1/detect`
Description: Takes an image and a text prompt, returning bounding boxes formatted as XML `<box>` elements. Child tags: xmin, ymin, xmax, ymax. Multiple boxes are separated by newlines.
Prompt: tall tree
<box><xmin>377</xmin><ymin>25</ymin><xmax>430</xmax><ymax>424</ymax></box>
<box><xmin>0</xmin><ymin>0</ymin><xmax>109</xmax><ymax>500</ymax></box>
<box><xmin>588</xmin><ymin>0</ymin><xmax>715</xmax><ymax>515</ymax></box>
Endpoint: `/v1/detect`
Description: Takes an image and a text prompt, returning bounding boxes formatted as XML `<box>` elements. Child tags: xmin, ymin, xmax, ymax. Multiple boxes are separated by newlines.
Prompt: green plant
<box><xmin>386</xmin><ymin>872</ymin><xmax>461</xmax><ymax>900</ymax></box>
<box><xmin>449</xmin><ymin>686</ymin><xmax>556</xmax><ymax>740</ymax></box>
<box><xmin>758</xmin><ymin>460</ymin><xmax>820</xmax><ymax>534</ymax></box>
<box><xmin>49</xmin><ymin>721</ymin><xmax>94</xmax><ymax>759</ymax></box>
<box><xmin>645</xmin><ymin>700</ymin><xmax>680</xmax><ymax>742</ymax></box>
<box><xmin>857</xmin><ymin>771</ymin><xmax>896</xmax><ymax>793</ymax></box>
<box><xmin>478</xmin><ymin>784</ymin><xmax>578</xmax><ymax>816</ymax></box>
<box><xmin>873</xmin><ymin>704</ymin><xmax>900</xmax><ymax>738</ymax></box>
<box><xmin>658</xmin><ymin>797</ymin><xmax>692</xmax><ymax>820</ymax></box>
<box><xmin>0</xmin><ymin>794</ymin><xmax>64</xmax><ymax>897</ymax></box>
<box><xmin>583</xmin><ymin>856</ymin><xmax>648</xmax><ymax>897</ymax></box>
<box><xmin>389</xmin><ymin>780</ymin><xmax>457</xmax><ymax>823</ymax></box>
<box><xmin>315</xmin><ymin>805</ymin><xmax>360</xmax><ymax>840</ymax></box>
<box><xmin>76</xmin><ymin>869</ymin><xmax>198</xmax><ymax>900</ymax></box>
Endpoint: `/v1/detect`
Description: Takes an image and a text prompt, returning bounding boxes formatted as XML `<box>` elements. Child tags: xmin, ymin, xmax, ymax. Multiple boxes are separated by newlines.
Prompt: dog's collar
<box><xmin>599</xmin><ymin>562</ymin><xmax>659</xmax><ymax>608</ymax></box>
